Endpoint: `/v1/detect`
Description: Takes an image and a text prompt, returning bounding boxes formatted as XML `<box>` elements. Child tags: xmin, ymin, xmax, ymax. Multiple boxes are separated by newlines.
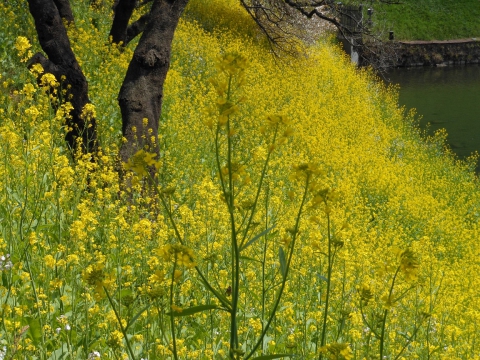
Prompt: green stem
<box><xmin>169</xmin><ymin>259</ymin><xmax>179</xmax><ymax>360</ymax></box>
<box><xmin>84</xmin><ymin>296</ymin><xmax>89</xmax><ymax>359</ymax></box>
<box><xmin>224</xmin><ymin>76</ymin><xmax>241</xmax><ymax>356</ymax></box>
<box><xmin>155</xmin><ymin>187</ymin><xmax>231</xmax><ymax>311</ymax></box>
<box><xmin>24</xmin><ymin>253</ymin><xmax>44</xmax><ymax>341</ymax></box>
<box><xmin>393</xmin><ymin>319</ymin><xmax>424</xmax><ymax>360</ymax></box>
<box><xmin>215</xmin><ymin>119</ymin><xmax>228</xmax><ymax>200</ymax></box>
<box><xmin>261</xmin><ymin>186</ymin><xmax>270</xmax><ymax>353</ymax></box>
<box><xmin>319</xmin><ymin>211</ymin><xmax>333</xmax><ymax>360</ymax></box>
<box><xmin>230</xmin><ymin>215</ymin><xmax>240</xmax><ymax>356</ymax></box>
<box><xmin>379</xmin><ymin>266</ymin><xmax>400</xmax><ymax>360</ymax></box>
<box><xmin>359</xmin><ymin>299</ymin><xmax>380</xmax><ymax>339</ymax></box>
<box><xmin>156</xmin><ymin>301</ymin><xmax>169</xmax><ymax>345</ymax></box>
<box><xmin>244</xmin><ymin>175</ymin><xmax>310</xmax><ymax>360</ymax></box>
<box><xmin>104</xmin><ymin>286</ymin><xmax>136</xmax><ymax>360</ymax></box>
<box><xmin>239</xmin><ymin>126</ymin><xmax>278</xmax><ymax>249</ymax></box>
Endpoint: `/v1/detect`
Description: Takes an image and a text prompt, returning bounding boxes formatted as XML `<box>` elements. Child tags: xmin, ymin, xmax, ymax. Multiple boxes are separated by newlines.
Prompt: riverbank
<box><xmin>393</xmin><ymin>38</ymin><xmax>480</xmax><ymax>67</ymax></box>
<box><xmin>358</xmin><ymin>38</ymin><xmax>480</xmax><ymax>68</ymax></box>
<box><xmin>364</xmin><ymin>0</ymin><xmax>480</xmax><ymax>68</ymax></box>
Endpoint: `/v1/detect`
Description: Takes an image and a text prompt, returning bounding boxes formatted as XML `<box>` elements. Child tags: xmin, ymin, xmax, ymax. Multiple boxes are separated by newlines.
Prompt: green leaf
<box><xmin>30</xmin><ymin>218</ymin><xmax>38</xmax><ymax>229</ymax></box>
<box><xmin>167</xmin><ymin>304</ymin><xmax>223</xmax><ymax>317</ymax></box>
<box><xmin>240</xmin><ymin>225</ymin><xmax>276</xmax><ymax>251</ymax></box>
<box><xmin>26</xmin><ymin>317</ymin><xmax>42</xmax><ymax>346</ymax></box>
<box><xmin>317</xmin><ymin>274</ymin><xmax>328</xmax><ymax>282</ymax></box>
<box><xmin>48</xmin><ymin>343</ymin><xmax>69</xmax><ymax>359</ymax></box>
<box><xmin>240</xmin><ymin>255</ymin><xmax>262</xmax><ymax>263</ymax></box>
<box><xmin>119</xmin><ymin>288</ymin><xmax>133</xmax><ymax>300</ymax></box>
<box><xmin>125</xmin><ymin>303</ymin><xmax>151</xmax><ymax>332</ymax></box>
<box><xmin>251</xmin><ymin>354</ymin><xmax>296</xmax><ymax>359</ymax></box>
<box><xmin>279</xmin><ymin>247</ymin><xmax>287</xmax><ymax>279</ymax></box>
<box><xmin>200</xmin><ymin>277</ymin><xmax>232</xmax><ymax>311</ymax></box>
<box><xmin>9</xmin><ymin>191</ymin><xmax>22</xmax><ymax>206</ymax></box>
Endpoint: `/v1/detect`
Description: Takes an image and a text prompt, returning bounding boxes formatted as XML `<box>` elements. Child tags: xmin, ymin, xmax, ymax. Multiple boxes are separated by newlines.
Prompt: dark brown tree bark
<box><xmin>53</xmin><ymin>0</ymin><xmax>74</xmax><ymax>23</ymax></box>
<box><xmin>118</xmin><ymin>0</ymin><xmax>189</xmax><ymax>163</ymax></box>
<box><xmin>27</xmin><ymin>0</ymin><xmax>98</xmax><ymax>155</ymax></box>
<box><xmin>110</xmin><ymin>0</ymin><xmax>151</xmax><ymax>46</ymax></box>
<box><xmin>125</xmin><ymin>13</ymin><xmax>150</xmax><ymax>45</ymax></box>
<box><xmin>109</xmin><ymin>0</ymin><xmax>137</xmax><ymax>44</ymax></box>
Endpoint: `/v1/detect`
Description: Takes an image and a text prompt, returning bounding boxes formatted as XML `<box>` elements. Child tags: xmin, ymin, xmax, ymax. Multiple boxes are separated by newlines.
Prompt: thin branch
<box><xmin>239</xmin><ymin>0</ymin><xmax>401</xmax><ymax>71</ymax></box>
<box><xmin>53</xmin><ymin>0</ymin><xmax>74</xmax><ymax>23</ymax></box>
<box><xmin>125</xmin><ymin>13</ymin><xmax>150</xmax><ymax>44</ymax></box>
<box><xmin>110</xmin><ymin>0</ymin><xmax>137</xmax><ymax>44</ymax></box>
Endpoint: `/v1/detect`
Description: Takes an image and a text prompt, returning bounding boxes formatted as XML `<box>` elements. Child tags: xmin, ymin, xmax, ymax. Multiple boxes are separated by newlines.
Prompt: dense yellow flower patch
<box><xmin>0</xmin><ymin>0</ymin><xmax>479</xmax><ymax>359</ymax></box>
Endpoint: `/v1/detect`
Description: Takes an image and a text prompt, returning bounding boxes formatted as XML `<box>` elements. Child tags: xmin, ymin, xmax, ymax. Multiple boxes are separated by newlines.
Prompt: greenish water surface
<box><xmin>387</xmin><ymin>65</ymin><xmax>480</xmax><ymax>166</ymax></box>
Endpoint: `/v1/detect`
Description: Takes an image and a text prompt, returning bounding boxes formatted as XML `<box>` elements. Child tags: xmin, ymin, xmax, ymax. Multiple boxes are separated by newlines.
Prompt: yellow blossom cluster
<box><xmin>14</xmin><ymin>36</ymin><xmax>32</xmax><ymax>62</ymax></box>
<box><xmin>0</xmin><ymin>0</ymin><xmax>480</xmax><ymax>358</ymax></box>
<box><xmin>156</xmin><ymin>244</ymin><xmax>196</xmax><ymax>269</ymax></box>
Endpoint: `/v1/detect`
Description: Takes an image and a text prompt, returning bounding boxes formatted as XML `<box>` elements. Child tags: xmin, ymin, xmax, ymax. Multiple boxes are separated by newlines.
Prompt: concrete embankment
<box><xmin>394</xmin><ymin>38</ymin><xmax>480</xmax><ymax>67</ymax></box>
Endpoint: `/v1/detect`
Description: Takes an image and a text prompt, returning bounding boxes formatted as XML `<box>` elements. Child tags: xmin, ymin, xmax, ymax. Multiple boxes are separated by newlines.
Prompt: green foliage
<box><xmin>375</xmin><ymin>0</ymin><xmax>480</xmax><ymax>40</ymax></box>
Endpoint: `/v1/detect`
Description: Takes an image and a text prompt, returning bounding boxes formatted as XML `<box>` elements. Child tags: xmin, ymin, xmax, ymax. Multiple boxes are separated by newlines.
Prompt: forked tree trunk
<box><xmin>109</xmin><ymin>0</ymin><xmax>137</xmax><ymax>44</ymax></box>
<box><xmin>110</xmin><ymin>0</ymin><xmax>151</xmax><ymax>46</ymax></box>
<box><xmin>27</xmin><ymin>0</ymin><xmax>98</xmax><ymax>155</ymax></box>
<box><xmin>118</xmin><ymin>0</ymin><xmax>189</xmax><ymax>163</ymax></box>
<box><xmin>53</xmin><ymin>0</ymin><xmax>74</xmax><ymax>23</ymax></box>
<box><xmin>28</xmin><ymin>0</ymin><xmax>188</xmax><ymax>161</ymax></box>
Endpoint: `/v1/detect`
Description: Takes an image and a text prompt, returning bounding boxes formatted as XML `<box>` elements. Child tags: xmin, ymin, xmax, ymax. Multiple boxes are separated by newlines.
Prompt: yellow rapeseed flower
<box><xmin>29</xmin><ymin>63</ymin><xmax>44</xmax><ymax>77</ymax></box>
<box><xmin>82</xmin><ymin>262</ymin><xmax>115</xmax><ymax>300</ymax></box>
<box><xmin>15</xmin><ymin>36</ymin><xmax>32</xmax><ymax>61</ymax></box>
<box><xmin>40</xmin><ymin>73</ymin><xmax>59</xmax><ymax>88</ymax></box>
<box><xmin>44</xmin><ymin>255</ymin><xmax>56</xmax><ymax>269</ymax></box>
<box><xmin>124</xmin><ymin>149</ymin><xmax>160</xmax><ymax>177</ymax></box>
<box><xmin>399</xmin><ymin>248</ymin><xmax>419</xmax><ymax>282</ymax></box>
<box><xmin>106</xmin><ymin>330</ymin><xmax>123</xmax><ymax>349</ymax></box>
<box><xmin>157</xmin><ymin>244</ymin><xmax>196</xmax><ymax>269</ymax></box>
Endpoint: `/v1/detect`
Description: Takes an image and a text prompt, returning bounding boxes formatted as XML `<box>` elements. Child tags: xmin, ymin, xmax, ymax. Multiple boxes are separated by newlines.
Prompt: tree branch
<box><xmin>125</xmin><ymin>13</ymin><xmax>150</xmax><ymax>44</ymax></box>
<box><xmin>239</xmin><ymin>0</ymin><xmax>307</xmax><ymax>56</ymax></box>
<box><xmin>240</xmin><ymin>0</ymin><xmax>400</xmax><ymax>71</ymax></box>
<box><xmin>110</xmin><ymin>0</ymin><xmax>137</xmax><ymax>44</ymax></box>
<box><xmin>53</xmin><ymin>0</ymin><xmax>74</xmax><ymax>23</ymax></box>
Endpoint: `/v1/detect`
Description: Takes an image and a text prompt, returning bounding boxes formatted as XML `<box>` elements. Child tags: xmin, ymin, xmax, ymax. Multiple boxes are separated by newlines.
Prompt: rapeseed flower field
<box><xmin>1</xmin><ymin>0</ymin><xmax>479</xmax><ymax>359</ymax></box>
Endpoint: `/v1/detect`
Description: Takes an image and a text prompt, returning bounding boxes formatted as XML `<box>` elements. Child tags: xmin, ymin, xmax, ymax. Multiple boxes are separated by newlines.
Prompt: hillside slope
<box><xmin>0</xmin><ymin>0</ymin><xmax>479</xmax><ymax>358</ymax></box>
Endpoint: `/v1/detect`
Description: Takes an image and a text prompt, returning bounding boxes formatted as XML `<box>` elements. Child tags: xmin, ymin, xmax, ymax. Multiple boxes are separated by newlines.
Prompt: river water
<box><xmin>386</xmin><ymin>65</ymin><xmax>480</xmax><ymax>166</ymax></box>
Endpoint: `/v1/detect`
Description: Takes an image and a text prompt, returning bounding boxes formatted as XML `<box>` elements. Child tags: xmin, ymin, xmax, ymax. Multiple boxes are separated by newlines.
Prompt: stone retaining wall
<box><xmin>392</xmin><ymin>38</ymin><xmax>480</xmax><ymax>67</ymax></box>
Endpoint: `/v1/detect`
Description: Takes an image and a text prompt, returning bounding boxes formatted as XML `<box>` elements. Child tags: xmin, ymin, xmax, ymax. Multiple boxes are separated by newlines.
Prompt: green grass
<box><xmin>374</xmin><ymin>0</ymin><xmax>480</xmax><ymax>40</ymax></box>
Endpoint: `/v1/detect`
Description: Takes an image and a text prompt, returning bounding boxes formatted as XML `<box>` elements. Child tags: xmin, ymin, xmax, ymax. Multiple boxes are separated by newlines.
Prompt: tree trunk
<box><xmin>110</xmin><ymin>0</ymin><xmax>151</xmax><ymax>46</ymax></box>
<box><xmin>109</xmin><ymin>0</ymin><xmax>137</xmax><ymax>44</ymax></box>
<box><xmin>118</xmin><ymin>0</ymin><xmax>189</xmax><ymax>164</ymax></box>
<box><xmin>125</xmin><ymin>13</ymin><xmax>150</xmax><ymax>45</ymax></box>
<box><xmin>53</xmin><ymin>0</ymin><xmax>74</xmax><ymax>23</ymax></box>
<box><xmin>27</xmin><ymin>0</ymin><xmax>98</xmax><ymax>155</ymax></box>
